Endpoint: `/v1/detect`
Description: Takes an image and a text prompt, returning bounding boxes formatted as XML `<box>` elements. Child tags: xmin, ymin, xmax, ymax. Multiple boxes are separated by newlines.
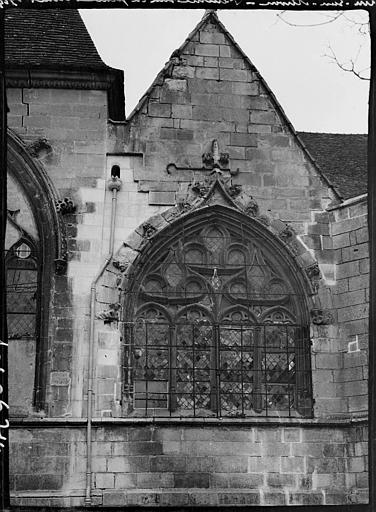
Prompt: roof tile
<box><xmin>5</xmin><ymin>9</ymin><xmax>108</xmax><ymax>71</ymax></box>
<box><xmin>298</xmin><ymin>132</ymin><xmax>367</xmax><ymax>200</ymax></box>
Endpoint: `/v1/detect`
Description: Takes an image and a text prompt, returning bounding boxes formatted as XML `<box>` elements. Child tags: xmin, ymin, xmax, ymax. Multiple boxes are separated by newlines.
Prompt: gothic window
<box><xmin>123</xmin><ymin>210</ymin><xmax>312</xmax><ymax>418</ymax></box>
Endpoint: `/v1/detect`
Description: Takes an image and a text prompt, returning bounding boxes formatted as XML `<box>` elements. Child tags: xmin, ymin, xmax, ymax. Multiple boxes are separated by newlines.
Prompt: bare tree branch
<box><xmin>277</xmin><ymin>11</ymin><xmax>370</xmax><ymax>81</ymax></box>
<box><xmin>342</xmin><ymin>13</ymin><xmax>369</xmax><ymax>36</ymax></box>
<box><xmin>325</xmin><ymin>44</ymin><xmax>370</xmax><ymax>81</ymax></box>
<box><xmin>276</xmin><ymin>11</ymin><xmax>344</xmax><ymax>28</ymax></box>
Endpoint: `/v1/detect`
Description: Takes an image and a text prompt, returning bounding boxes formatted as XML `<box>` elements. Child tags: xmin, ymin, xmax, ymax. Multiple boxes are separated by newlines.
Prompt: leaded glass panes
<box><xmin>6</xmin><ymin>242</ymin><xmax>38</xmax><ymax>340</ymax></box>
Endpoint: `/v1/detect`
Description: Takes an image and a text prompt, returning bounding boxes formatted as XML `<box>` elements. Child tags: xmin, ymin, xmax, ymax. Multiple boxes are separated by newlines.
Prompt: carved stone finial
<box><xmin>202</xmin><ymin>139</ymin><xmax>229</xmax><ymax>170</ymax></box>
<box><xmin>212</xmin><ymin>140</ymin><xmax>220</xmax><ymax>168</ymax></box>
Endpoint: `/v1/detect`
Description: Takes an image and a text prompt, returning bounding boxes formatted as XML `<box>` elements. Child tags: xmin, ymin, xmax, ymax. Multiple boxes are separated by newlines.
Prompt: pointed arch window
<box><xmin>123</xmin><ymin>208</ymin><xmax>312</xmax><ymax>418</ymax></box>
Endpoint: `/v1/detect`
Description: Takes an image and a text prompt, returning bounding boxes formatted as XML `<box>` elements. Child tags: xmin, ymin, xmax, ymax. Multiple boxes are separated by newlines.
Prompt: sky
<box><xmin>79</xmin><ymin>9</ymin><xmax>370</xmax><ymax>134</ymax></box>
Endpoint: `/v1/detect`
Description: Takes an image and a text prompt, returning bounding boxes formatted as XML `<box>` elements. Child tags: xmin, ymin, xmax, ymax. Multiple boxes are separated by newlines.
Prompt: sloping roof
<box><xmin>5</xmin><ymin>9</ymin><xmax>108</xmax><ymax>71</ymax></box>
<box><xmin>298</xmin><ymin>132</ymin><xmax>367</xmax><ymax>200</ymax></box>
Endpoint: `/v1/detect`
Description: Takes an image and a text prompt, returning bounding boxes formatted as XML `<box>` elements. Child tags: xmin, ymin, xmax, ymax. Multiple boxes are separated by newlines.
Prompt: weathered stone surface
<box><xmin>8</xmin><ymin>9</ymin><xmax>371</xmax><ymax>510</ymax></box>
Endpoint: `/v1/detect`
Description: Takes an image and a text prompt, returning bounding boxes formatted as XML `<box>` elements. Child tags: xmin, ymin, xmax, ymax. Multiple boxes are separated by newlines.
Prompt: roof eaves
<box><xmin>326</xmin><ymin>193</ymin><xmax>367</xmax><ymax>211</ymax></box>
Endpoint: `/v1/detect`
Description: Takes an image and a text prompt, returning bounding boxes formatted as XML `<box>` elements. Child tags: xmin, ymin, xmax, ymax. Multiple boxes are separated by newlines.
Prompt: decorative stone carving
<box><xmin>191</xmin><ymin>180</ymin><xmax>211</xmax><ymax>197</ymax></box>
<box><xmin>113</xmin><ymin>260</ymin><xmax>129</xmax><ymax>273</ymax></box>
<box><xmin>258</xmin><ymin>214</ymin><xmax>270</xmax><ymax>226</ymax></box>
<box><xmin>56</xmin><ymin>197</ymin><xmax>75</xmax><ymax>215</ymax></box>
<box><xmin>142</xmin><ymin>223</ymin><xmax>157</xmax><ymax>239</ymax></box>
<box><xmin>219</xmin><ymin>153</ymin><xmax>230</xmax><ymax>166</ymax></box>
<box><xmin>202</xmin><ymin>152</ymin><xmax>215</xmax><ymax>167</ymax></box>
<box><xmin>96</xmin><ymin>303</ymin><xmax>121</xmax><ymax>324</ymax></box>
<box><xmin>228</xmin><ymin>184</ymin><xmax>242</xmax><ymax>197</ymax></box>
<box><xmin>177</xmin><ymin>201</ymin><xmax>193</xmax><ymax>214</ymax></box>
<box><xmin>310</xmin><ymin>308</ymin><xmax>333</xmax><ymax>325</ymax></box>
<box><xmin>55</xmin><ymin>211</ymin><xmax>68</xmax><ymax>275</ymax></box>
<box><xmin>113</xmin><ymin>244</ymin><xmax>139</xmax><ymax>276</ymax></box>
<box><xmin>108</xmin><ymin>175</ymin><xmax>122</xmax><ymax>192</ymax></box>
<box><xmin>279</xmin><ymin>224</ymin><xmax>295</xmax><ymax>242</ymax></box>
<box><xmin>306</xmin><ymin>262</ymin><xmax>320</xmax><ymax>293</ymax></box>
<box><xmin>244</xmin><ymin>198</ymin><xmax>259</xmax><ymax>217</ymax></box>
<box><xmin>54</xmin><ymin>258</ymin><xmax>67</xmax><ymax>275</ymax></box>
<box><xmin>306</xmin><ymin>262</ymin><xmax>320</xmax><ymax>280</ymax></box>
<box><xmin>26</xmin><ymin>138</ymin><xmax>52</xmax><ymax>159</ymax></box>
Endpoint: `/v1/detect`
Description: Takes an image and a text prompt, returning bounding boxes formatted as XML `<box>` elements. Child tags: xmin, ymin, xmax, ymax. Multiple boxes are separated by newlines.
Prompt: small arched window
<box><xmin>123</xmin><ymin>208</ymin><xmax>312</xmax><ymax>418</ymax></box>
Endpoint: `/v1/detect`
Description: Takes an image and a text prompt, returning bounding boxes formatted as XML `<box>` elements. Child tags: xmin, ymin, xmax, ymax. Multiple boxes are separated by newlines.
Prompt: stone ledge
<box><xmin>9</xmin><ymin>415</ymin><xmax>368</xmax><ymax>428</ymax></box>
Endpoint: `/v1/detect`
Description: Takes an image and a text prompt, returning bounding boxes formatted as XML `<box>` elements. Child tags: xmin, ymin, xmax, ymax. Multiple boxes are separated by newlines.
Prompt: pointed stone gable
<box><xmin>122</xmin><ymin>11</ymin><xmax>338</xmax><ymax>226</ymax></box>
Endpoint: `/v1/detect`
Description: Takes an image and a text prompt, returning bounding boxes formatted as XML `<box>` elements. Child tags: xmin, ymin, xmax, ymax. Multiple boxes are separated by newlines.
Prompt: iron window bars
<box><xmin>124</xmin><ymin>320</ymin><xmax>311</xmax><ymax>418</ymax></box>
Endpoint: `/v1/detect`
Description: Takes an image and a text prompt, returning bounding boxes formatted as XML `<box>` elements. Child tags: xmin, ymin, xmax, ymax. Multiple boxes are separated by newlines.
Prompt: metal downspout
<box><xmin>85</xmin><ymin>175</ymin><xmax>121</xmax><ymax>506</ymax></box>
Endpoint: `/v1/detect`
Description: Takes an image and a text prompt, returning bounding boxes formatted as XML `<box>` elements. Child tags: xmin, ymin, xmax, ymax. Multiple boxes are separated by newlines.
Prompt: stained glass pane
<box><xmin>6</xmin><ymin>256</ymin><xmax>37</xmax><ymax>339</ymax></box>
<box><xmin>133</xmin><ymin>309</ymin><xmax>170</xmax><ymax>410</ymax></box>
<box><xmin>176</xmin><ymin>319</ymin><xmax>212</xmax><ymax>412</ymax></box>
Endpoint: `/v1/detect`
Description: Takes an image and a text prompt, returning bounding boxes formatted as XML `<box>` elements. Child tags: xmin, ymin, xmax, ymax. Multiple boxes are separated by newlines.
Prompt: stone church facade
<box><xmin>5</xmin><ymin>8</ymin><xmax>369</xmax><ymax>508</ymax></box>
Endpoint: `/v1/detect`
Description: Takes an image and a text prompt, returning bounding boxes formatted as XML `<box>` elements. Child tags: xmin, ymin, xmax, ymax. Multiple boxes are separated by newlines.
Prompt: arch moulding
<box><xmin>7</xmin><ymin>129</ymin><xmax>68</xmax><ymax>411</ymax></box>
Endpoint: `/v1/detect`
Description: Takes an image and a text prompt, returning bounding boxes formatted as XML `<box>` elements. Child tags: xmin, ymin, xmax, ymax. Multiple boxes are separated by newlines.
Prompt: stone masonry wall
<box><xmin>9</xmin><ymin>424</ymin><xmax>368</xmax><ymax>507</ymax></box>
<box><xmin>7</xmin><ymin>87</ymin><xmax>108</xmax><ymax>417</ymax></box>
<box><xmin>329</xmin><ymin>199</ymin><xmax>369</xmax><ymax>416</ymax></box>
<box><xmin>108</xmin><ymin>13</ymin><xmax>336</xmax><ymax>236</ymax></box>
